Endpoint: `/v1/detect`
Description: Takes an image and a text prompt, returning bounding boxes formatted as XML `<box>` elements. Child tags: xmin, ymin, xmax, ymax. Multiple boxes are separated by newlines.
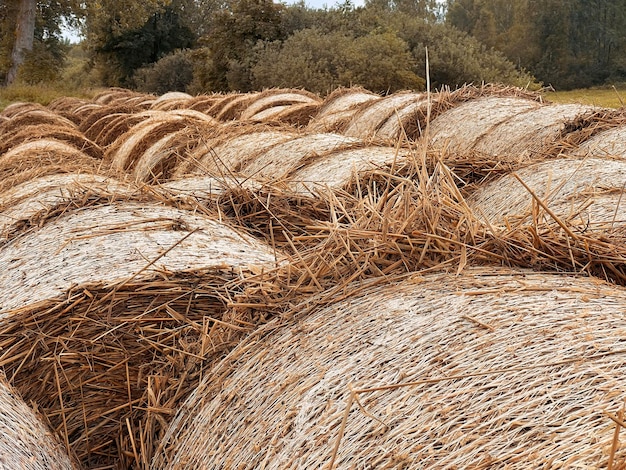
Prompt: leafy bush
<box><xmin>133</xmin><ymin>50</ymin><xmax>194</xmax><ymax>94</ymax></box>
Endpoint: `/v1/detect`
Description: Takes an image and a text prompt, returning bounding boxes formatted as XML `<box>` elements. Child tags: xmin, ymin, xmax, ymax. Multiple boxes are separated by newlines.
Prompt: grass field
<box><xmin>545</xmin><ymin>86</ymin><xmax>626</xmax><ymax>108</ymax></box>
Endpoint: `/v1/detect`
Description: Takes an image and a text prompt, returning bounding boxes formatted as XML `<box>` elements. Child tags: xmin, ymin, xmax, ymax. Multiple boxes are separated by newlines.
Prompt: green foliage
<box><xmin>133</xmin><ymin>49</ymin><xmax>194</xmax><ymax>94</ymax></box>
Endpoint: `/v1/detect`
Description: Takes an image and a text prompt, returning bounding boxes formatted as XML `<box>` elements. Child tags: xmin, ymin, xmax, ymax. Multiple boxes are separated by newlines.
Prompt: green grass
<box><xmin>544</xmin><ymin>86</ymin><xmax>626</xmax><ymax>108</ymax></box>
<box><xmin>0</xmin><ymin>83</ymin><xmax>100</xmax><ymax>111</ymax></box>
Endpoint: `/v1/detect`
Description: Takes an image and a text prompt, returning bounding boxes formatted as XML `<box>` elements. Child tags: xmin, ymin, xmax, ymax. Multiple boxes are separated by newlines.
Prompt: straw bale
<box><xmin>205</xmin><ymin>93</ymin><xmax>245</xmax><ymax>117</ymax></box>
<box><xmin>573</xmin><ymin>125</ymin><xmax>626</xmax><ymax>159</ymax></box>
<box><xmin>0</xmin><ymin>173</ymin><xmax>128</xmax><ymax>240</ymax></box>
<box><xmin>239</xmin><ymin>91</ymin><xmax>321</xmax><ymax>121</ymax></box>
<box><xmin>94</xmin><ymin>87</ymin><xmax>150</xmax><ymax>105</ymax></box>
<box><xmin>0</xmin><ymin>101</ymin><xmax>46</xmax><ymax>118</ymax></box>
<box><xmin>374</xmin><ymin>97</ymin><xmax>432</xmax><ymax>141</ymax></box>
<box><xmin>86</xmin><ymin>112</ymin><xmax>153</xmax><ymax>148</ymax></box>
<box><xmin>248</xmin><ymin>102</ymin><xmax>321</xmax><ymax>127</ymax></box>
<box><xmin>155</xmin><ymin>267</ymin><xmax>626</xmax><ymax>469</ymax></box>
<box><xmin>239</xmin><ymin>133</ymin><xmax>362</xmax><ymax>181</ymax></box>
<box><xmin>0</xmin><ymin>374</ymin><xmax>78</xmax><ymax>469</ymax></box>
<box><xmin>133</xmin><ymin>121</ymin><xmax>217</xmax><ymax>183</ymax></box>
<box><xmin>106</xmin><ymin>112</ymin><xmax>214</xmax><ymax>171</ymax></box>
<box><xmin>246</xmin><ymin>104</ymin><xmax>290</xmax><ymax>121</ymax></box>
<box><xmin>428</xmin><ymin>96</ymin><xmax>543</xmax><ymax>153</ymax></box>
<box><xmin>152</xmin><ymin>91</ymin><xmax>193</xmax><ymax>104</ymax></box>
<box><xmin>150</xmin><ymin>99</ymin><xmax>194</xmax><ymax>112</ymax></box>
<box><xmin>468</xmin><ymin>103</ymin><xmax>597</xmax><ymax>162</ymax></box>
<box><xmin>78</xmin><ymin>104</ymin><xmax>140</xmax><ymax>135</ymax></box>
<box><xmin>0</xmin><ymin>109</ymin><xmax>77</xmax><ymax>136</ymax></box>
<box><xmin>187</xmin><ymin>94</ymin><xmax>224</xmax><ymax>113</ymax></box>
<box><xmin>158</xmin><ymin>175</ymin><xmax>261</xmax><ymax>201</ymax></box>
<box><xmin>0</xmin><ymin>124</ymin><xmax>103</xmax><ymax>159</ymax></box>
<box><xmin>289</xmin><ymin>145</ymin><xmax>408</xmax><ymax>194</ymax></box>
<box><xmin>306</xmin><ymin>107</ymin><xmax>362</xmax><ymax>133</ymax></box>
<box><xmin>343</xmin><ymin>92</ymin><xmax>425</xmax><ymax>139</ymax></box>
<box><xmin>177</xmin><ymin>127</ymin><xmax>297</xmax><ymax>178</ymax></box>
<box><xmin>0</xmin><ymin>116</ymin><xmax>7</xmax><ymax>124</ymax></box>
<box><xmin>215</xmin><ymin>92</ymin><xmax>261</xmax><ymax>121</ymax></box>
<box><xmin>0</xmin><ymin>201</ymin><xmax>278</xmax><ymax>313</ymax></box>
<box><xmin>468</xmin><ymin>157</ymin><xmax>626</xmax><ymax>230</ymax></box>
<box><xmin>315</xmin><ymin>87</ymin><xmax>380</xmax><ymax>118</ymax></box>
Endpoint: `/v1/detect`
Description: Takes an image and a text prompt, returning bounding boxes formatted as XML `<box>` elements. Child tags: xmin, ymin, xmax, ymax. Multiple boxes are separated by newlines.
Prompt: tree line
<box><xmin>1</xmin><ymin>0</ymin><xmax>625</xmax><ymax>94</ymax></box>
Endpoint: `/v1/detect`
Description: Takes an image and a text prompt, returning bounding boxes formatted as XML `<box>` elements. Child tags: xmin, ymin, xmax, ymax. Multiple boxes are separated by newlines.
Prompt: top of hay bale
<box><xmin>215</xmin><ymin>92</ymin><xmax>261</xmax><ymax>121</ymax></box>
<box><xmin>152</xmin><ymin>91</ymin><xmax>193</xmax><ymax>104</ymax></box>
<box><xmin>343</xmin><ymin>92</ymin><xmax>426</xmax><ymax>139</ymax></box>
<box><xmin>158</xmin><ymin>175</ymin><xmax>261</xmax><ymax>200</ymax></box>
<box><xmin>247</xmin><ymin>102</ymin><xmax>321</xmax><ymax>127</ymax></box>
<box><xmin>315</xmin><ymin>87</ymin><xmax>381</xmax><ymax>118</ymax></box>
<box><xmin>0</xmin><ymin>374</ymin><xmax>78</xmax><ymax>469</ymax></box>
<box><xmin>0</xmin><ymin>109</ymin><xmax>77</xmax><ymax>135</ymax></box>
<box><xmin>239</xmin><ymin>89</ymin><xmax>321</xmax><ymax>121</ymax></box>
<box><xmin>573</xmin><ymin>125</ymin><xmax>626</xmax><ymax>159</ymax></box>
<box><xmin>288</xmin><ymin>145</ymin><xmax>408</xmax><ymax>194</ymax></box>
<box><xmin>468</xmin><ymin>156</ymin><xmax>626</xmax><ymax>230</ymax></box>
<box><xmin>155</xmin><ymin>267</ymin><xmax>626</xmax><ymax>469</ymax></box>
<box><xmin>427</xmin><ymin>96</ymin><xmax>542</xmax><ymax>153</ymax></box>
<box><xmin>0</xmin><ymin>201</ymin><xmax>279</xmax><ymax>313</ymax></box>
<box><xmin>0</xmin><ymin>101</ymin><xmax>46</xmax><ymax>118</ymax></box>
<box><xmin>239</xmin><ymin>133</ymin><xmax>362</xmax><ymax>181</ymax></box>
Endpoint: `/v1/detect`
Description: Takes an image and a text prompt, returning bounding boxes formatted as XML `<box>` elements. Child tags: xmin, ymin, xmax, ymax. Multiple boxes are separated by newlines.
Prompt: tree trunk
<box><xmin>5</xmin><ymin>0</ymin><xmax>36</xmax><ymax>86</ymax></box>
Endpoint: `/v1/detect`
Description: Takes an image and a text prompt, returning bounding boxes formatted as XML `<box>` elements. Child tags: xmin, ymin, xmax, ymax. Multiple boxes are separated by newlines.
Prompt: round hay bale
<box><xmin>0</xmin><ymin>109</ymin><xmax>77</xmax><ymax>136</ymax></box>
<box><xmin>205</xmin><ymin>93</ymin><xmax>246</xmax><ymax>117</ymax></box>
<box><xmin>177</xmin><ymin>127</ymin><xmax>297</xmax><ymax>178</ymax></box>
<box><xmin>240</xmin><ymin>90</ymin><xmax>321</xmax><ymax>121</ymax></box>
<box><xmin>0</xmin><ymin>124</ymin><xmax>103</xmax><ymax>159</ymax></box>
<box><xmin>152</xmin><ymin>91</ymin><xmax>193</xmax><ymax>105</ymax></box>
<box><xmin>158</xmin><ymin>175</ymin><xmax>261</xmax><ymax>201</ymax></box>
<box><xmin>133</xmin><ymin>121</ymin><xmax>217</xmax><ymax>183</ymax></box>
<box><xmin>0</xmin><ymin>173</ymin><xmax>128</xmax><ymax>240</ymax></box>
<box><xmin>288</xmin><ymin>145</ymin><xmax>408</xmax><ymax>194</ymax></box>
<box><xmin>374</xmin><ymin>96</ymin><xmax>432</xmax><ymax>141</ymax></box>
<box><xmin>573</xmin><ymin>125</ymin><xmax>626</xmax><ymax>159</ymax></box>
<box><xmin>247</xmin><ymin>102</ymin><xmax>321</xmax><ymax>127</ymax></box>
<box><xmin>468</xmin><ymin>157</ymin><xmax>626</xmax><ymax>230</ymax></box>
<box><xmin>215</xmin><ymin>93</ymin><xmax>261</xmax><ymax>121</ymax></box>
<box><xmin>94</xmin><ymin>87</ymin><xmax>150</xmax><ymax>105</ymax></box>
<box><xmin>155</xmin><ymin>267</ymin><xmax>626</xmax><ymax>469</ymax></box>
<box><xmin>343</xmin><ymin>92</ymin><xmax>425</xmax><ymax>139</ymax></box>
<box><xmin>0</xmin><ymin>200</ymin><xmax>280</xmax><ymax>467</ymax></box>
<box><xmin>239</xmin><ymin>133</ymin><xmax>362</xmax><ymax>181</ymax></box>
<box><xmin>471</xmin><ymin>103</ymin><xmax>598</xmax><ymax>162</ymax></box>
<box><xmin>0</xmin><ymin>201</ymin><xmax>278</xmax><ymax>314</ymax></box>
<box><xmin>85</xmin><ymin>112</ymin><xmax>151</xmax><ymax>148</ymax></box>
<box><xmin>106</xmin><ymin>111</ymin><xmax>214</xmax><ymax>172</ymax></box>
<box><xmin>0</xmin><ymin>101</ymin><xmax>45</xmax><ymax>118</ymax></box>
<box><xmin>0</xmin><ymin>115</ymin><xmax>7</xmax><ymax>124</ymax></box>
<box><xmin>428</xmin><ymin>96</ymin><xmax>543</xmax><ymax>153</ymax></box>
<box><xmin>0</xmin><ymin>139</ymin><xmax>104</xmax><ymax>194</ymax></box>
<box><xmin>314</xmin><ymin>86</ymin><xmax>381</xmax><ymax>118</ymax></box>
<box><xmin>0</xmin><ymin>374</ymin><xmax>78</xmax><ymax>469</ymax></box>
<box><xmin>187</xmin><ymin>94</ymin><xmax>224</xmax><ymax>113</ymax></box>
<box><xmin>47</xmin><ymin>96</ymin><xmax>91</xmax><ymax>114</ymax></box>
<box><xmin>78</xmin><ymin>104</ymin><xmax>139</xmax><ymax>135</ymax></box>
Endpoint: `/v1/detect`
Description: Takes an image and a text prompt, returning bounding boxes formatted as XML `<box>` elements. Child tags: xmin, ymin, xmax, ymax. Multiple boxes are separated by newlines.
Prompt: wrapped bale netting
<box><xmin>468</xmin><ymin>157</ymin><xmax>626</xmax><ymax>231</ymax></box>
<box><xmin>0</xmin><ymin>373</ymin><xmax>78</xmax><ymax>469</ymax></box>
<box><xmin>307</xmin><ymin>87</ymin><xmax>381</xmax><ymax>133</ymax></box>
<box><xmin>155</xmin><ymin>268</ymin><xmax>626</xmax><ymax>469</ymax></box>
<box><xmin>343</xmin><ymin>92</ymin><xmax>425</xmax><ymax>140</ymax></box>
<box><xmin>428</xmin><ymin>96</ymin><xmax>542</xmax><ymax>154</ymax></box>
<box><xmin>0</xmin><ymin>197</ymin><xmax>281</xmax><ymax>467</ymax></box>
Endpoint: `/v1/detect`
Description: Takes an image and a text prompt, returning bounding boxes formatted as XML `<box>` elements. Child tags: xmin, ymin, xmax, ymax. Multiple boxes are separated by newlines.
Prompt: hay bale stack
<box><xmin>0</xmin><ymin>198</ymin><xmax>281</xmax><ymax>467</ymax></box>
<box><xmin>239</xmin><ymin>89</ymin><xmax>321</xmax><ymax>121</ymax></box>
<box><xmin>0</xmin><ymin>173</ymin><xmax>129</xmax><ymax>240</ymax></box>
<box><xmin>343</xmin><ymin>92</ymin><xmax>425</xmax><ymax>139</ymax></box>
<box><xmin>105</xmin><ymin>111</ymin><xmax>216</xmax><ymax>173</ymax></box>
<box><xmin>573</xmin><ymin>125</ymin><xmax>626</xmax><ymax>159</ymax></box>
<box><xmin>427</xmin><ymin>96</ymin><xmax>542</xmax><ymax>153</ymax></box>
<box><xmin>176</xmin><ymin>127</ymin><xmax>297</xmax><ymax>178</ymax></box>
<box><xmin>468</xmin><ymin>157</ymin><xmax>626</xmax><ymax>231</ymax></box>
<box><xmin>288</xmin><ymin>145</ymin><xmax>408</xmax><ymax>194</ymax></box>
<box><xmin>239</xmin><ymin>133</ymin><xmax>362</xmax><ymax>181</ymax></box>
<box><xmin>0</xmin><ymin>374</ymin><xmax>78</xmax><ymax>469</ymax></box>
<box><xmin>155</xmin><ymin>268</ymin><xmax>626</xmax><ymax>469</ymax></box>
<box><xmin>307</xmin><ymin>87</ymin><xmax>381</xmax><ymax>133</ymax></box>
<box><xmin>465</xmin><ymin>103</ymin><xmax>597</xmax><ymax>162</ymax></box>
<box><xmin>0</xmin><ymin>139</ymin><xmax>104</xmax><ymax>194</ymax></box>
<box><xmin>0</xmin><ymin>124</ymin><xmax>103</xmax><ymax>159</ymax></box>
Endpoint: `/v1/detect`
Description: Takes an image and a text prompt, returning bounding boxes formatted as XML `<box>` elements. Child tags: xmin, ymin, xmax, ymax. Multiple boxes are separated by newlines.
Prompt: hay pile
<box><xmin>468</xmin><ymin>157</ymin><xmax>626</xmax><ymax>231</ymax></box>
<box><xmin>154</xmin><ymin>267</ymin><xmax>626</xmax><ymax>469</ymax></box>
<box><xmin>0</xmin><ymin>373</ymin><xmax>78</xmax><ymax>469</ymax></box>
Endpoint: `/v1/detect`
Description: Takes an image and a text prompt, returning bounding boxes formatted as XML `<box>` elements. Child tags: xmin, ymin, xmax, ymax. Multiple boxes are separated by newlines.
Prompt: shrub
<box><xmin>133</xmin><ymin>50</ymin><xmax>194</xmax><ymax>94</ymax></box>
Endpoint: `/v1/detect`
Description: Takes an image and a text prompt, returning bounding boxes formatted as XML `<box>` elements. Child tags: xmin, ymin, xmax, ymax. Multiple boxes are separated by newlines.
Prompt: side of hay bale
<box><xmin>0</xmin><ymin>124</ymin><xmax>103</xmax><ymax>159</ymax></box>
<box><xmin>238</xmin><ymin>133</ymin><xmax>363</xmax><ymax>181</ymax></box>
<box><xmin>154</xmin><ymin>268</ymin><xmax>626</xmax><ymax>469</ymax></box>
<box><xmin>468</xmin><ymin>157</ymin><xmax>626</xmax><ymax>230</ymax></box>
<box><xmin>312</xmin><ymin>86</ymin><xmax>381</xmax><ymax>118</ymax></box>
<box><xmin>427</xmin><ymin>96</ymin><xmax>541</xmax><ymax>153</ymax></box>
<box><xmin>249</xmin><ymin>102</ymin><xmax>321</xmax><ymax>127</ymax></box>
<box><xmin>0</xmin><ymin>374</ymin><xmax>78</xmax><ymax>469</ymax></box>
<box><xmin>215</xmin><ymin>92</ymin><xmax>261</xmax><ymax>121</ymax></box>
<box><xmin>239</xmin><ymin>90</ymin><xmax>321</xmax><ymax>121</ymax></box>
<box><xmin>573</xmin><ymin>125</ymin><xmax>626</xmax><ymax>159</ymax></box>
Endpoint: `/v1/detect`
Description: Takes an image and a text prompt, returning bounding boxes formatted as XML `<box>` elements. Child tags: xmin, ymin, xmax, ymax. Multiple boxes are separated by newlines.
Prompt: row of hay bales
<box><xmin>2</xmin><ymin>85</ymin><xmax>626</xmax><ymax>468</ymax></box>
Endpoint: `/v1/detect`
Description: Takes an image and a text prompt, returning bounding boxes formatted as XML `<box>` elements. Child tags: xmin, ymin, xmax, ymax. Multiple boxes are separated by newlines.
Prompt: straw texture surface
<box><xmin>0</xmin><ymin>374</ymin><xmax>78</xmax><ymax>469</ymax></box>
<box><xmin>469</xmin><ymin>157</ymin><xmax>626</xmax><ymax>229</ymax></box>
<box><xmin>573</xmin><ymin>126</ymin><xmax>626</xmax><ymax>158</ymax></box>
<box><xmin>0</xmin><ymin>202</ymin><xmax>278</xmax><ymax>313</ymax></box>
<box><xmin>240</xmin><ymin>91</ymin><xmax>319</xmax><ymax>121</ymax></box>
<box><xmin>155</xmin><ymin>268</ymin><xmax>626</xmax><ymax>469</ymax></box>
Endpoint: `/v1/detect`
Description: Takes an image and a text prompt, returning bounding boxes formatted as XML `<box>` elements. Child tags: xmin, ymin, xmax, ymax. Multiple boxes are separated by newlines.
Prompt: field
<box><xmin>545</xmin><ymin>85</ymin><xmax>626</xmax><ymax>108</ymax></box>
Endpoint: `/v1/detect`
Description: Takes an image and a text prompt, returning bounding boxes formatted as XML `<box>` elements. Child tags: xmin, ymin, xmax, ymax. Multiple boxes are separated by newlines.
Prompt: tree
<box><xmin>5</xmin><ymin>0</ymin><xmax>36</xmax><ymax>85</ymax></box>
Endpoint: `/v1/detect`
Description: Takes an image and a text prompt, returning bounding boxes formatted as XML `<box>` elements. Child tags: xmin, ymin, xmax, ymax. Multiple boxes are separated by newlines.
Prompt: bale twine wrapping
<box><xmin>343</xmin><ymin>92</ymin><xmax>425</xmax><ymax>139</ymax></box>
<box><xmin>428</xmin><ymin>96</ymin><xmax>542</xmax><ymax>153</ymax></box>
<box><xmin>0</xmin><ymin>373</ymin><xmax>78</xmax><ymax>469</ymax></box>
<box><xmin>0</xmin><ymin>124</ymin><xmax>103</xmax><ymax>159</ymax></box>
<box><xmin>573</xmin><ymin>126</ymin><xmax>626</xmax><ymax>159</ymax></box>
<box><xmin>239</xmin><ymin>133</ymin><xmax>363</xmax><ymax>181</ymax></box>
<box><xmin>288</xmin><ymin>145</ymin><xmax>408</xmax><ymax>194</ymax></box>
<box><xmin>155</xmin><ymin>268</ymin><xmax>626</xmax><ymax>469</ymax></box>
<box><xmin>177</xmin><ymin>128</ymin><xmax>297</xmax><ymax>178</ymax></box>
<box><xmin>470</xmin><ymin>103</ymin><xmax>598</xmax><ymax>161</ymax></box>
<box><xmin>240</xmin><ymin>90</ymin><xmax>320</xmax><ymax>121</ymax></box>
<box><xmin>468</xmin><ymin>157</ymin><xmax>626</xmax><ymax>230</ymax></box>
